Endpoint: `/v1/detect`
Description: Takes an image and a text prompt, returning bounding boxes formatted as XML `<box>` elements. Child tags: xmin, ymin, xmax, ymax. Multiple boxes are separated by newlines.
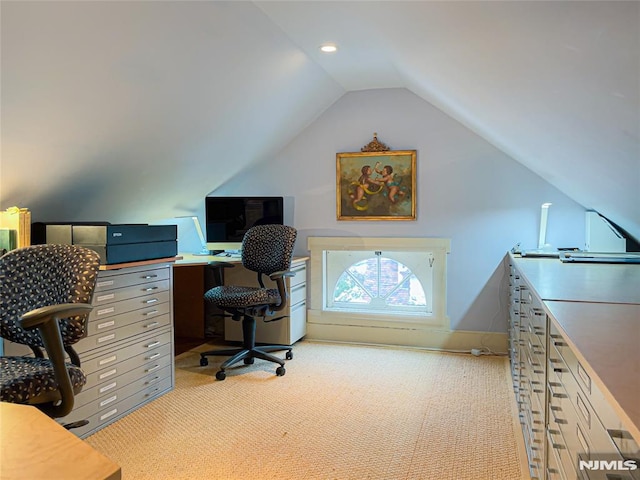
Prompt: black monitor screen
<box><xmin>205</xmin><ymin>196</ymin><xmax>284</xmax><ymax>242</ymax></box>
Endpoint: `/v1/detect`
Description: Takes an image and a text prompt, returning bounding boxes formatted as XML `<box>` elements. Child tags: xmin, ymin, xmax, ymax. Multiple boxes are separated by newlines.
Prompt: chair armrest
<box><xmin>266</xmin><ymin>270</ymin><xmax>296</xmax><ymax>313</ymax></box>
<box><xmin>269</xmin><ymin>270</ymin><xmax>296</xmax><ymax>281</ymax></box>
<box><xmin>19</xmin><ymin>303</ymin><xmax>93</xmax><ymax>417</ymax></box>
<box><xmin>20</xmin><ymin>303</ymin><xmax>94</xmax><ymax>330</ymax></box>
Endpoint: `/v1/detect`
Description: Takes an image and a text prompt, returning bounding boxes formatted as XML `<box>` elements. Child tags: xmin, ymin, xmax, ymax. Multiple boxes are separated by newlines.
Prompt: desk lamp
<box><xmin>176</xmin><ymin>216</ymin><xmax>209</xmax><ymax>255</ymax></box>
<box><xmin>538</xmin><ymin>202</ymin><xmax>552</xmax><ymax>251</ymax></box>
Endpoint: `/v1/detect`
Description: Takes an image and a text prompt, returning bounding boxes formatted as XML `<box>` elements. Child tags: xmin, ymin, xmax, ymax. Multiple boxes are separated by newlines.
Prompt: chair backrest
<box><xmin>0</xmin><ymin>244</ymin><xmax>101</xmax><ymax>348</ymax></box>
<box><xmin>241</xmin><ymin>225</ymin><xmax>297</xmax><ymax>275</ymax></box>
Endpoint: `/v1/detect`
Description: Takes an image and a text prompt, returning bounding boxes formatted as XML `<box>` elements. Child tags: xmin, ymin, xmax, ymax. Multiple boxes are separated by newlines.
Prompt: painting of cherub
<box><xmin>336</xmin><ymin>150</ymin><xmax>416</xmax><ymax>220</ymax></box>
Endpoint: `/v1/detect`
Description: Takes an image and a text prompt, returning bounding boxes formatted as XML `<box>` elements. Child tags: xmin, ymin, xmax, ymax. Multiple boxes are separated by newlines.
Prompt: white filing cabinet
<box><xmin>224</xmin><ymin>257</ymin><xmax>307</xmax><ymax>345</ymax></box>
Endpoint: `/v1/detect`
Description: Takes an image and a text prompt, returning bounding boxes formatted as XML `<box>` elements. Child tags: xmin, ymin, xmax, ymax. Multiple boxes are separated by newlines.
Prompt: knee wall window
<box><xmin>307</xmin><ymin>237</ymin><xmax>450</xmax><ymax>336</ymax></box>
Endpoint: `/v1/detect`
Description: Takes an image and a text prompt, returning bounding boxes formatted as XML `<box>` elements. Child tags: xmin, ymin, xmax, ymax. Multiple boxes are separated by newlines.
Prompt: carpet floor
<box><xmin>85</xmin><ymin>341</ymin><xmax>528</xmax><ymax>479</ymax></box>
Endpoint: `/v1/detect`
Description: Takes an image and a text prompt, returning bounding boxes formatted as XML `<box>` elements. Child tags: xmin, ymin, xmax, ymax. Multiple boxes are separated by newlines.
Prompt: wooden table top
<box><xmin>0</xmin><ymin>402</ymin><xmax>121</xmax><ymax>480</ymax></box>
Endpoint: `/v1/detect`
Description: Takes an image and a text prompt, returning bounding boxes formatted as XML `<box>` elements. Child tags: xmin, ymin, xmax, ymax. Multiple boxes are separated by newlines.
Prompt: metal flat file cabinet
<box><xmin>3</xmin><ymin>260</ymin><xmax>176</xmax><ymax>438</ymax></box>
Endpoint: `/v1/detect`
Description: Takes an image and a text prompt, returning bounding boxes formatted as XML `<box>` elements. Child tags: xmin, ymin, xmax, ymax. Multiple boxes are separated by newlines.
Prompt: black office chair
<box><xmin>0</xmin><ymin>244</ymin><xmax>100</xmax><ymax>420</ymax></box>
<box><xmin>199</xmin><ymin>224</ymin><xmax>297</xmax><ymax>380</ymax></box>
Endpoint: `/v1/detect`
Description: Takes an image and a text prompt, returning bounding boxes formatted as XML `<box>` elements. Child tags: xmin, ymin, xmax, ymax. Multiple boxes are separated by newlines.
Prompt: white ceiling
<box><xmin>256</xmin><ymin>0</ymin><xmax>640</xmax><ymax>240</ymax></box>
<box><xmin>1</xmin><ymin>1</ymin><xmax>638</xmax><ymax>241</ymax></box>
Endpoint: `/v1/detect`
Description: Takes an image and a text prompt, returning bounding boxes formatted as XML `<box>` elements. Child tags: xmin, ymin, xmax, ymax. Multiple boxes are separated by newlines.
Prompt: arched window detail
<box><xmin>327</xmin><ymin>252</ymin><xmax>431</xmax><ymax>316</ymax></box>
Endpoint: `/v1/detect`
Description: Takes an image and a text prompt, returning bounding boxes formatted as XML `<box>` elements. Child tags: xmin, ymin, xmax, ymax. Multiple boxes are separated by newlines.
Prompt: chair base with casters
<box><xmin>199</xmin><ymin>224</ymin><xmax>298</xmax><ymax>381</ymax></box>
<box><xmin>199</xmin><ymin>313</ymin><xmax>292</xmax><ymax>381</ymax></box>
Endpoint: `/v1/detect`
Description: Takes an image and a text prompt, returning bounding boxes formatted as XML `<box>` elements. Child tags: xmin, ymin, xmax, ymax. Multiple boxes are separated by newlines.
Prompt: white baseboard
<box><xmin>305</xmin><ymin>322</ymin><xmax>508</xmax><ymax>354</ymax></box>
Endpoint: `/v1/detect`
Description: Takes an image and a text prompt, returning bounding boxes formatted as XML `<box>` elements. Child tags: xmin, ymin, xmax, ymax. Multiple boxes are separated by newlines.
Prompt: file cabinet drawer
<box><xmin>79</xmin><ymin>329</ymin><xmax>172</xmax><ymax>376</ymax></box>
<box><xmin>290</xmin><ymin>282</ymin><xmax>306</xmax><ymax>307</ymax></box>
<box><xmin>95</xmin><ymin>265</ymin><xmax>171</xmax><ymax>292</ymax></box>
<box><xmin>79</xmin><ymin>342</ymin><xmax>173</xmax><ymax>400</ymax></box>
<box><xmin>289</xmin><ymin>262</ymin><xmax>306</xmax><ymax>288</ymax></box>
<box><xmin>92</xmin><ymin>279</ymin><xmax>170</xmax><ymax>307</ymax></box>
<box><xmin>90</xmin><ymin>290</ymin><xmax>171</xmax><ymax>322</ymax></box>
<box><xmin>87</xmin><ymin>299</ymin><xmax>171</xmax><ymax>336</ymax></box>
<box><xmin>76</xmin><ymin>313</ymin><xmax>171</xmax><ymax>353</ymax></box>
<box><xmin>63</xmin><ymin>375</ymin><xmax>172</xmax><ymax>438</ymax></box>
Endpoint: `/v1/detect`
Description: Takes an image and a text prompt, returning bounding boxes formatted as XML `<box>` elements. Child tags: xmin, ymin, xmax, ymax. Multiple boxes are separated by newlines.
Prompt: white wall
<box><xmin>217</xmin><ymin>88</ymin><xmax>586</xmax><ymax>333</ymax></box>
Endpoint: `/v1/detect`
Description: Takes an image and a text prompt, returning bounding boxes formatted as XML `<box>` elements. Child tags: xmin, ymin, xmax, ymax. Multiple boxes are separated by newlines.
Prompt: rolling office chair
<box><xmin>0</xmin><ymin>244</ymin><xmax>100</xmax><ymax>421</ymax></box>
<box><xmin>199</xmin><ymin>224</ymin><xmax>297</xmax><ymax>380</ymax></box>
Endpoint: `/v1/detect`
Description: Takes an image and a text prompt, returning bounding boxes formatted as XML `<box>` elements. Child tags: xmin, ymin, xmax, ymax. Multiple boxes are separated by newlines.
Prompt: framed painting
<box><xmin>336</xmin><ymin>150</ymin><xmax>416</xmax><ymax>221</ymax></box>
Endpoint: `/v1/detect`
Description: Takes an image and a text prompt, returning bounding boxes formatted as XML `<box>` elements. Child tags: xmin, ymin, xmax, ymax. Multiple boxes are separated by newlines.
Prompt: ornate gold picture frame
<box><xmin>336</xmin><ymin>136</ymin><xmax>416</xmax><ymax>221</ymax></box>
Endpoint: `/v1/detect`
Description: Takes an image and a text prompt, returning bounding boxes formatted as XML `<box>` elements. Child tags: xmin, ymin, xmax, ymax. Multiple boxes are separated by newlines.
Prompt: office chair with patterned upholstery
<box><xmin>199</xmin><ymin>224</ymin><xmax>297</xmax><ymax>380</ymax></box>
<box><xmin>0</xmin><ymin>244</ymin><xmax>101</xmax><ymax>420</ymax></box>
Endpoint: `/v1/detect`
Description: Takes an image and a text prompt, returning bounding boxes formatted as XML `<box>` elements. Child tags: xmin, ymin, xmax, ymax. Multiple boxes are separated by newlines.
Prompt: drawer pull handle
<box><xmin>142</xmin><ymin>274</ymin><xmax>158</xmax><ymax>279</ymax></box>
<box><xmin>549</xmin><ymin>334</ymin><xmax>567</xmax><ymax>347</ymax></box>
<box><xmin>551</xmin><ymin>412</ymin><xmax>568</xmax><ymax>425</ymax></box>
<box><xmin>144</xmin><ymin>298</ymin><xmax>159</xmax><ymax>304</ymax></box>
<box><xmin>145</xmin><ymin>388</ymin><xmax>160</xmax><ymax>397</ymax></box>
<box><xmin>147</xmin><ymin>353</ymin><xmax>161</xmax><ymax>360</ymax></box>
<box><xmin>547</xmin><ymin>429</ymin><xmax>566</xmax><ymax>450</ymax></box>
<box><xmin>146</xmin><ymin>364</ymin><xmax>161</xmax><ymax>373</ymax></box>
<box><xmin>548</xmin><ymin>359</ymin><xmax>567</xmax><ymax>373</ymax></box>
<box><xmin>143</xmin><ymin>286</ymin><xmax>159</xmax><ymax>292</ymax></box>
<box><xmin>146</xmin><ymin>376</ymin><xmax>160</xmax><ymax>385</ymax></box>
<box><xmin>144</xmin><ymin>310</ymin><xmax>159</xmax><ymax>317</ymax></box>
<box><xmin>607</xmin><ymin>429</ymin><xmax>640</xmax><ymax>460</ymax></box>
<box><xmin>146</xmin><ymin>341</ymin><xmax>160</xmax><ymax>348</ymax></box>
<box><xmin>548</xmin><ymin>382</ymin><xmax>568</xmax><ymax>399</ymax></box>
<box><xmin>144</xmin><ymin>322</ymin><xmax>160</xmax><ymax>329</ymax></box>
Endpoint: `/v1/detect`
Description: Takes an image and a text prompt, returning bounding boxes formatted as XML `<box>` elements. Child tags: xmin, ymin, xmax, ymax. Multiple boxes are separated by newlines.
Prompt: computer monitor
<box><xmin>204</xmin><ymin>196</ymin><xmax>284</xmax><ymax>253</ymax></box>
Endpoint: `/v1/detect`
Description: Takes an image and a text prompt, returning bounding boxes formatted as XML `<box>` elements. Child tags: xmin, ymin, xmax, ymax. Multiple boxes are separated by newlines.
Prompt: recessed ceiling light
<box><xmin>320</xmin><ymin>44</ymin><xmax>337</xmax><ymax>53</ymax></box>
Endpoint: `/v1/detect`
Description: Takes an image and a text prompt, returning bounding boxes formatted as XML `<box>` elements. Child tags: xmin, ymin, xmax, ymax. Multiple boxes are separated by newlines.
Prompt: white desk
<box><xmin>173</xmin><ymin>254</ymin><xmax>309</xmax><ymax>344</ymax></box>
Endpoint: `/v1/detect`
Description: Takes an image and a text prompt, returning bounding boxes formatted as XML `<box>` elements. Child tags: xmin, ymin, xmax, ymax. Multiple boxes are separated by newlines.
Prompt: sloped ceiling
<box><xmin>256</xmin><ymin>0</ymin><xmax>640</xmax><ymax>240</ymax></box>
<box><xmin>1</xmin><ymin>1</ymin><xmax>639</xmax><ymax>240</ymax></box>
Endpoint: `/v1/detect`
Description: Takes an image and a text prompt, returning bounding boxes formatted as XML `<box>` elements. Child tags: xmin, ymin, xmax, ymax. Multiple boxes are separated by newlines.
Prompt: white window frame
<box><xmin>307</xmin><ymin>237</ymin><xmax>450</xmax><ymax>345</ymax></box>
<box><xmin>325</xmin><ymin>250</ymin><xmax>433</xmax><ymax>316</ymax></box>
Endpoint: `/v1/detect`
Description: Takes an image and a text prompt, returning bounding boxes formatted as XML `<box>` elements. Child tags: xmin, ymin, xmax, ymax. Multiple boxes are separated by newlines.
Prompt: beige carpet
<box><xmin>85</xmin><ymin>341</ymin><xmax>527</xmax><ymax>480</ymax></box>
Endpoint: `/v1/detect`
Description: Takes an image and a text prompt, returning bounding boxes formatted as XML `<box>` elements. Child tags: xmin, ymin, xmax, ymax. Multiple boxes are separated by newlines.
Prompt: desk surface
<box><xmin>511</xmin><ymin>254</ymin><xmax>640</xmax><ymax>304</ymax></box>
<box><xmin>175</xmin><ymin>253</ymin><xmax>309</xmax><ymax>266</ymax></box>
<box><xmin>0</xmin><ymin>402</ymin><xmax>121</xmax><ymax>480</ymax></box>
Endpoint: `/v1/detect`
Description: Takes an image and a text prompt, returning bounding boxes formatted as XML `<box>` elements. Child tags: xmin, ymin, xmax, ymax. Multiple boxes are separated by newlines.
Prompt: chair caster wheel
<box><xmin>285</xmin><ymin>351</ymin><xmax>293</xmax><ymax>360</ymax></box>
<box><xmin>200</xmin><ymin>357</ymin><xmax>209</xmax><ymax>366</ymax></box>
<box><xmin>244</xmin><ymin>357</ymin><xmax>254</xmax><ymax>365</ymax></box>
<box><xmin>275</xmin><ymin>366</ymin><xmax>286</xmax><ymax>376</ymax></box>
<box><xmin>216</xmin><ymin>370</ymin><xmax>226</xmax><ymax>381</ymax></box>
